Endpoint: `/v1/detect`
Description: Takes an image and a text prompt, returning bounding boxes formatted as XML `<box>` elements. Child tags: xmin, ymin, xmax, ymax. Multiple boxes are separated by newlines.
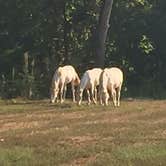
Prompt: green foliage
<box><xmin>0</xmin><ymin>0</ymin><xmax>166</xmax><ymax>98</ymax></box>
<box><xmin>139</xmin><ymin>35</ymin><xmax>154</xmax><ymax>54</ymax></box>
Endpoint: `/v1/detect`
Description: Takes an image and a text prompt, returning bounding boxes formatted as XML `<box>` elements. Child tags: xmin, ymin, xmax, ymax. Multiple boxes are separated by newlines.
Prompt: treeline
<box><xmin>0</xmin><ymin>0</ymin><xmax>166</xmax><ymax>99</ymax></box>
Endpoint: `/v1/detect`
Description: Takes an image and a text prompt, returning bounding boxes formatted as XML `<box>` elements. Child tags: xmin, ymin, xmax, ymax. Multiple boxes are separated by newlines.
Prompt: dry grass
<box><xmin>0</xmin><ymin>99</ymin><xmax>166</xmax><ymax>166</ymax></box>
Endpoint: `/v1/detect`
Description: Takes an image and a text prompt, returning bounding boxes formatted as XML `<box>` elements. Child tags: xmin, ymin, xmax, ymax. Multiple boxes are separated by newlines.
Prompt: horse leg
<box><xmin>78</xmin><ymin>89</ymin><xmax>83</xmax><ymax>105</ymax></box>
<box><xmin>91</xmin><ymin>85</ymin><xmax>97</xmax><ymax>104</ymax></box>
<box><xmin>86</xmin><ymin>89</ymin><xmax>91</xmax><ymax>105</ymax></box>
<box><xmin>99</xmin><ymin>88</ymin><xmax>103</xmax><ymax>105</ymax></box>
<box><xmin>71</xmin><ymin>83</ymin><xmax>76</xmax><ymax>102</ymax></box>
<box><xmin>63</xmin><ymin>84</ymin><xmax>67</xmax><ymax>101</ymax></box>
<box><xmin>111</xmin><ymin>86</ymin><xmax>117</xmax><ymax>107</ymax></box>
<box><xmin>104</xmin><ymin>91</ymin><xmax>109</xmax><ymax>106</ymax></box>
<box><xmin>51</xmin><ymin>94</ymin><xmax>56</xmax><ymax>103</ymax></box>
<box><xmin>60</xmin><ymin>84</ymin><xmax>64</xmax><ymax>103</ymax></box>
<box><xmin>116</xmin><ymin>86</ymin><xmax>121</xmax><ymax>107</ymax></box>
<box><xmin>94</xmin><ymin>87</ymin><xmax>98</xmax><ymax>103</ymax></box>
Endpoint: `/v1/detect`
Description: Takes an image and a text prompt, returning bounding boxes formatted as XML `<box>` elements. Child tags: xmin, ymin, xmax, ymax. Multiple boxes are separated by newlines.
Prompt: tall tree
<box><xmin>95</xmin><ymin>0</ymin><xmax>114</xmax><ymax>67</ymax></box>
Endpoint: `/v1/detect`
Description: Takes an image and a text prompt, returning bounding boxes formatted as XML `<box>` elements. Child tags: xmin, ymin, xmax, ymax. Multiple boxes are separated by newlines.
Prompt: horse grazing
<box><xmin>77</xmin><ymin>68</ymin><xmax>103</xmax><ymax>105</ymax></box>
<box><xmin>99</xmin><ymin>67</ymin><xmax>123</xmax><ymax>106</ymax></box>
<box><xmin>50</xmin><ymin>65</ymin><xmax>80</xmax><ymax>103</ymax></box>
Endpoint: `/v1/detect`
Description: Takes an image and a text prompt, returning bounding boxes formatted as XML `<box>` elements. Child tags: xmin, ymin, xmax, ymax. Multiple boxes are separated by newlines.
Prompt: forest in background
<box><xmin>0</xmin><ymin>0</ymin><xmax>166</xmax><ymax>99</ymax></box>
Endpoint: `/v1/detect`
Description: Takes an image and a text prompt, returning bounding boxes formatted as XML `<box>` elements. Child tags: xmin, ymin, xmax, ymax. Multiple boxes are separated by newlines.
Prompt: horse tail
<box><xmin>74</xmin><ymin>74</ymin><xmax>80</xmax><ymax>86</ymax></box>
<box><xmin>79</xmin><ymin>72</ymin><xmax>89</xmax><ymax>90</ymax></box>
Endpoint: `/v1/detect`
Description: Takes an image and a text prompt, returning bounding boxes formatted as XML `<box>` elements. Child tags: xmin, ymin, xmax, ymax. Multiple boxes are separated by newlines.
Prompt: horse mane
<box><xmin>56</xmin><ymin>67</ymin><xmax>63</xmax><ymax>77</ymax></box>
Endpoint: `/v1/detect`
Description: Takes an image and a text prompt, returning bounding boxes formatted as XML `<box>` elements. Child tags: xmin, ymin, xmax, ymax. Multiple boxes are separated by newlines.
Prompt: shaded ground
<box><xmin>0</xmin><ymin>99</ymin><xmax>166</xmax><ymax>166</ymax></box>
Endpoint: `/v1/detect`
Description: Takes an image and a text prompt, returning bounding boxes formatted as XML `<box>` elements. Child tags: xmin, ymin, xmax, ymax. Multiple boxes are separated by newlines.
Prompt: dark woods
<box><xmin>0</xmin><ymin>0</ymin><xmax>166</xmax><ymax>99</ymax></box>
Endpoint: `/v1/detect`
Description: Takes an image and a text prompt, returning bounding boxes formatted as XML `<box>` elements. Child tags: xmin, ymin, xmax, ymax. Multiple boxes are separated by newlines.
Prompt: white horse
<box><xmin>50</xmin><ymin>65</ymin><xmax>80</xmax><ymax>103</ymax></box>
<box><xmin>77</xmin><ymin>68</ymin><xmax>103</xmax><ymax>105</ymax></box>
<box><xmin>99</xmin><ymin>67</ymin><xmax>123</xmax><ymax>106</ymax></box>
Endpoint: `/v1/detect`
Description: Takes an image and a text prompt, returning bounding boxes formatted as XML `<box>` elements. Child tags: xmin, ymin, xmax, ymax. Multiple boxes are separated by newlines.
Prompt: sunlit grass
<box><xmin>0</xmin><ymin>146</ymin><xmax>34</xmax><ymax>166</ymax></box>
<box><xmin>0</xmin><ymin>99</ymin><xmax>166</xmax><ymax>165</ymax></box>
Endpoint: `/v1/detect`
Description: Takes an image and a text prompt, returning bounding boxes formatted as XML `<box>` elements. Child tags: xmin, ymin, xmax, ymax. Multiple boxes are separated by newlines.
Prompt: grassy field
<box><xmin>0</xmin><ymin>99</ymin><xmax>166</xmax><ymax>166</ymax></box>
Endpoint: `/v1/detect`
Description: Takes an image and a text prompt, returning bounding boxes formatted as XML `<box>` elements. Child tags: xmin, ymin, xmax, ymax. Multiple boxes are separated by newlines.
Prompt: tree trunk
<box><xmin>63</xmin><ymin>2</ymin><xmax>70</xmax><ymax>64</ymax></box>
<box><xmin>95</xmin><ymin>0</ymin><xmax>114</xmax><ymax>67</ymax></box>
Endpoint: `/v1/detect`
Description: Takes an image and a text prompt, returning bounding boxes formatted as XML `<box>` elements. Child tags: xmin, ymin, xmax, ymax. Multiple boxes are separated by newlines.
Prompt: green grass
<box><xmin>0</xmin><ymin>146</ymin><xmax>34</xmax><ymax>166</ymax></box>
<box><xmin>0</xmin><ymin>99</ymin><xmax>166</xmax><ymax>165</ymax></box>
